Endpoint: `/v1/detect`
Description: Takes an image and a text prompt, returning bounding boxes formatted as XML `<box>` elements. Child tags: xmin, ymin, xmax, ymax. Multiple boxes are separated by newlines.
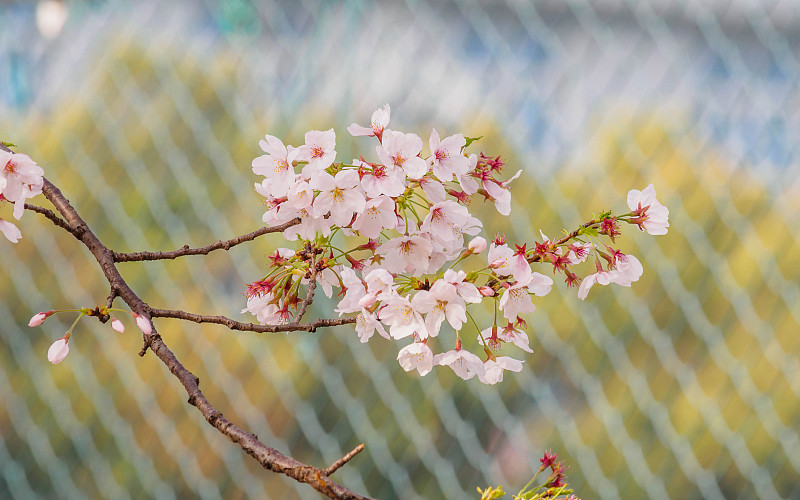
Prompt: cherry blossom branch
<box><xmin>112</xmin><ymin>218</ymin><xmax>301</xmax><ymax>262</ymax></box>
<box><xmin>33</xmin><ymin>173</ymin><xmax>370</xmax><ymax>499</ymax></box>
<box><xmin>294</xmin><ymin>253</ymin><xmax>319</xmax><ymax>323</ymax></box>
<box><xmin>527</xmin><ymin>219</ymin><xmax>599</xmax><ymax>263</ymax></box>
<box><xmin>148</xmin><ymin>307</ymin><xmax>355</xmax><ymax>333</ymax></box>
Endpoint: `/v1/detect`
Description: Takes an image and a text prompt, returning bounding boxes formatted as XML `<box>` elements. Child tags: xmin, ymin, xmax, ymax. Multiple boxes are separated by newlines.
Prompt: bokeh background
<box><xmin>2</xmin><ymin>1</ymin><xmax>800</xmax><ymax>498</ymax></box>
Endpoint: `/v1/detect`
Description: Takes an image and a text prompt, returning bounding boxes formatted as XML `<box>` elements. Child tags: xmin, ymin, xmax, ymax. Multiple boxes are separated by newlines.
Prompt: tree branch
<box><xmin>35</xmin><ymin>175</ymin><xmax>370</xmax><ymax>500</ymax></box>
<box><xmin>112</xmin><ymin>218</ymin><xmax>301</xmax><ymax>262</ymax></box>
<box><xmin>25</xmin><ymin>202</ymin><xmax>81</xmax><ymax>239</ymax></box>
<box><xmin>323</xmin><ymin>444</ymin><xmax>365</xmax><ymax>476</ymax></box>
<box><xmin>148</xmin><ymin>307</ymin><xmax>356</xmax><ymax>333</ymax></box>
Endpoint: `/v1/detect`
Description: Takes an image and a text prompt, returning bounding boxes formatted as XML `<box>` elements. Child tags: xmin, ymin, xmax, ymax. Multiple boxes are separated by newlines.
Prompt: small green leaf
<box><xmin>464</xmin><ymin>136</ymin><xmax>483</xmax><ymax>149</ymax></box>
<box><xmin>579</xmin><ymin>226</ymin><xmax>598</xmax><ymax>238</ymax></box>
<box><xmin>1</xmin><ymin>141</ymin><xmax>17</xmax><ymax>148</ymax></box>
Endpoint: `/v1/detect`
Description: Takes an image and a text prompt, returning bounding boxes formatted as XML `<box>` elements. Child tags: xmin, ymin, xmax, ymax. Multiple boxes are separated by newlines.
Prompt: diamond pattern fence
<box><xmin>1</xmin><ymin>1</ymin><xmax>799</xmax><ymax>498</ymax></box>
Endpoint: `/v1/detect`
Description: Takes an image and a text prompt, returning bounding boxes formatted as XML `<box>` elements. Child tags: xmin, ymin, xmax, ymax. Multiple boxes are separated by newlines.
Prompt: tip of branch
<box><xmin>322</xmin><ymin>443</ymin><xmax>365</xmax><ymax>477</ymax></box>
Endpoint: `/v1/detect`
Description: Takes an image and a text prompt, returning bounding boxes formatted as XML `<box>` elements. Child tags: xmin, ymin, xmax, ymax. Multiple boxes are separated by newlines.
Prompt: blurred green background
<box><xmin>1</xmin><ymin>1</ymin><xmax>799</xmax><ymax>498</ymax></box>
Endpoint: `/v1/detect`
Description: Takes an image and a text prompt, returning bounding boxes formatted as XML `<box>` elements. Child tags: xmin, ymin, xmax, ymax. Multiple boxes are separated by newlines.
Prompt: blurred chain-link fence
<box><xmin>2</xmin><ymin>1</ymin><xmax>800</xmax><ymax>498</ymax></box>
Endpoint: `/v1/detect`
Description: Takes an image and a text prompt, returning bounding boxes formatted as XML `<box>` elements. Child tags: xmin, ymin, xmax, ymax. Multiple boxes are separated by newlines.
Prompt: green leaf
<box><xmin>464</xmin><ymin>136</ymin><xmax>483</xmax><ymax>149</ymax></box>
<box><xmin>579</xmin><ymin>226</ymin><xmax>598</xmax><ymax>238</ymax></box>
<box><xmin>1</xmin><ymin>141</ymin><xmax>17</xmax><ymax>148</ymax></box>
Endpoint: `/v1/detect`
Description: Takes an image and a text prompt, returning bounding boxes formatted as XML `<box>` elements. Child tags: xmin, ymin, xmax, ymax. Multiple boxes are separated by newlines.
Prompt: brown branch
<box><xmin>294</xmin><ymin>254</ymin><xmax>318</xmax><ymax>323</ymax></box>
<box><xmin>37</xmin><ymin>176</ymin><xmax>371</xmax><ymax>500</ymax></box>
<box><xmin>148</xmin><ymin>307</ymin><xmax>356</xmax><ymax>333</ymax></box>
<box><xmin>112</xmin><ymin>218</ymin><xmax>301</xmax><ymax>262</ymax></box>
<box><xmin>323</xmin><ymin>444</ymin><xmax>365</xmax><ymax>476</ymax></box>
<box><xmin>25</xmin><ymin>202</ymin><xmax>81</xmax><ymax>239</ymax></box>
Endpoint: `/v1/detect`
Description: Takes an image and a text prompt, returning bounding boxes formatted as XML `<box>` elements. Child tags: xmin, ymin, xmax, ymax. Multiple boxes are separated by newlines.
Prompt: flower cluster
<box><xmin>477</xmin><ymin>449</ymin><xmax>579</xmax><ymax>499</ymax></box>
<box><xmin>242</xmin><ymin>106</ymin><xmax>670</xmax><ymax>384</ymax></box>
<box><xmin>0</xmin><ymin>148</ymin><xmax>44</xmax><ymax>242</ymax></box>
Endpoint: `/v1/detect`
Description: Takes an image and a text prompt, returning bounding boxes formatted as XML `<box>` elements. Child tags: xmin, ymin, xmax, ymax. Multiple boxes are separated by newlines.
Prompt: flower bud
<box><xmin>134</xmin><ymin>314</ymin><xmax>153</xmax><ymax>335</ymax></box>
<box><xmin>28</xmin><ymin>310</ymin><xmax>54</xmax><ymax>327</ymax></box>
<box><xmin>111</xmin><ymin>319</ymin><xmax>125</xmax><ymax>333</ymax></box>
<box><xmin>488</xmin><ymin>259</ymin><xmax>505</xmax><ymax>269</ymax></box>
<box><xmin>478</xmin><ymin>286</ymin><xmax>495</xmax><ymax>297</ymax></box>
<box><xmin>468</xmin><ymin>236</ymin><xmax>487</xmax><ymax>254</ymax></box>
<box><xmin>358</xmin><ymin>293</ymin><xmax>377</xmax><ymax>309</ymax></box>
<box><xmin>47</xmin><ymin>338</ymin><xmax>70</xmax><ymax>364</ymax></box>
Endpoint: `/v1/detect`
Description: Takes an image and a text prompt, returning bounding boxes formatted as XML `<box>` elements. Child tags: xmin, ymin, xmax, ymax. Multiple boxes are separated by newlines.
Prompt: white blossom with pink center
<box><xmin>420</xmin><ymin>200</ymin><xmax>476</xmax><ymax>243</ymax></box>
<box><xmin>352</xmin><ymin>195</ymin><xmax>396</xmax><ymax>239</ymax></box>
<box><xmin>419</xmin><ymin>176</ymin><xmax>446</xmax><ymax>203</ymax></box>
<box><xmin>397</xmin><ymin>342</ymin><xmax>434</xmax><ymax>376</ymax></box>
<box><xmin>478</xmin><ymin>356</ymin><xmax>523</xmax><ymax>385</ymax></box>
<box><xmin>442</xmin><ymin>269</ymin><xmax>482</xmax><ymax>304</ymax></box>
<box><xmin>434</xmin><ymin>348</ymin><xmax>484</xmax><ymax>380</ymax></box>
<box><xmin>377</xmin><ymin>292</ymin><xmax>426</xmax><ymax>340</ymax></box>
<box><xmin>359</xmin><ymin>162</ymin><xmax>406</xmax><ymax>198</ymax></box>
<box><xmin>347</xmin><ymin>104</ymin><xmax>390</xmax><ymax>139</ymax></box>
<box><xmin>487</xmin><ymin>243</ymin><xmax>514</xmax><ymax>276</ymax></box>
<box><xmin>376</xmin><ymin>130</ymin><xmax>427</xmax><ymax>180</ymax></box>
<box><xmin>611</xmin><ymin>253</ymin><xmax>643</xmax><ymax>286</ymax></box>
<box><xmin>428</xmin><ymin>129</ymin><xmax>469</xmax><ymax>182</ymax></box>
<box><xmin>577</xmin><ymin>268</ymin><xmax>617</xmax><ymax>300</ymax></box>
<box><xmin>251</xmin><ymin>135</ymin><xmax>299</xmax><ymax>197</ymax></box>
<box><xmin>311</xmin><ymin>169</ymin><xmax>365</xmax><ymax>227</ymax></box>
<box><xmin>336</xmin><ymin>267</ymin><xmax>366</xmax><ymax>315</ymax></box>
<box><xmin>482</xmin><ymin>169</ymin><xmax>522</xmax><ymax>216</ymax></box>
<box><xmin>495</xmin><ymin>325</ymin><xmax>534</xmax><ymax>353</ymax></box>
<box><xmin>376</xmin><ymin>235</ymin><xmax>432</xmax><ymax>275</ymax></box>
<box><xmin>286</xmin><ymin>176</ymin><xmax>313</xmax><ymax>209</ymax></box>
<box><xmin>355</xmin><ymin>310</ymin><xmax>388</xmax><ymax>343</ymax></box>
<box><xmin>282</xmin><ymin>206</ymin><xmax>332</xmax><ymax>241</ymax></box>
<box><xmin>242</xmin><ymin>293</ymin><xmax>279</xmax><ymax>324</ymax></box>
<box><xmin>364</xmin><ymin>268</ymin><xmax>395</xmax><ymax>296</ymax></box>
<box><xmin>627</xmin><ymin>184</ymin><xmax>669</xmax><ymax>236</ymax></box>
<box><xmin>411</xmin><ymin>279</ymin><xmax>466</xmax><ymax>335</ymax></box>
<box><xmin>296</xmin><ymin>129</ymin><xmax>336</xmax><ymax>177</ymax></box>
<box><xmin>0</xmin><ymin>150</ymin><xmax>44</xmax><ymax>219</ymax></box>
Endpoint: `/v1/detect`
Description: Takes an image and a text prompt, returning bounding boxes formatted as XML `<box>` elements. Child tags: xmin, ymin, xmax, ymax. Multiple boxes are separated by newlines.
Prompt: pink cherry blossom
<box><xmin>420</xmin><ymin>200</ymin><xmax>476</xmax><ymax>243</ymax></box>
<box><xmin>347</xmin><ymin>104</ymin><xmax>390</xmax><ymax>140</ymax></box>
<box><xmin>251</xmin><ymin>135</ymin><xmax>299</xmax><ymax>197</ymax></box>
<box><xmin>482</xmin><ymin>170</ymin><xmax>521</xmax><ymax>216</ymax></box>
<box><xmin>355</xmin><ymin>310</ymin><xmax>388</xmax><ymax>342</ymax></box>
<box><xmin>352</xmin><ymin>195</ymin><xmax>396</xmax><ymax>238</ymax></box>
<box><xmin>496</xmin><ymin>325</ymin><xmax>534</xmax><ymax>353</ymax></box>
<box><xmin>411</xmin><ymin>279</ymin><xmax>466</xmax><ymax>335</ymax></box>
<box><xmin>487</xmin><ymin>243</ymin><xmax>514</xmax><ymax>276</ymax></box>
<box><xmin>419</xmin><ymin>176</ymin><xmax>446</xmax><ymax>203</ymax></box>
<box><xmin>111</xmin><ymin>319</ymin><xmax>125</xmax><ymax>333</ymax></box>
<box><xmin>335</xmin><ymin>268</ymin><xmax>366</xmax><ymax>315</ymax></box>
<box><xmin>311</xmin><ymin>169</ymin><xmax>365</xmax><ymax>227</ymax></box>
<box><xmin>478</xmin><ymin>356</ymin><xmax>524</xmax><ymax>385</ymax></box>
<box><xmin>286</xmin><ymin>177</ymin><xmax>313</xmax><ymax>209</ymax></box>
<box><xmin>376</xmin><ymin>235</ymin><xmax>432</xmax><ymax>275</ymax></box>
<box><xmin>612</xmin><ymin>253</ymin><xmax>643</xmax><ymax>286</ymax></box>
<box><xmin>296</xmin><ymin>129</ymin><xmax>336</xmax><ymax>176</ymax></box>
<box><xmin>282</xmin><ymin>206</ymin><xmax>332</xmax><ymax>241</ymax></box>
<box><xmin>365</xmin><ymin>268</ymin><xmax>395</xmax><ymax>296</ymax></box>
<box><xmin>397</xmin><ymin>342</ymin><xmax>434</xmax><ymax>376</ymax></box>
<box><xmin>434</xmin><ymin>348</ymin><xmax>484</xmax><ymax>380</ymax></box>
<box><xmin>577</xmin><ymin>267</ymin><xmax>617</xmax><ymax>300</ymax></box>
<box><xmin>627</xmin><ymin>184</ymin><xmax>669</xmax><ymax>235</ymax></box>
<box><xmin>47</xmin><ymin>337</ymin><xmax>70</xmax><ymax>364</ymax></box>
<box><xmin>378</xmin><ymin>292</ymin><xmax>426</xmax><ymax>340</ymax></box>
<box><xmin>0</xmin><ymin>150</ymin><xmax>44</xmax><ymax>219</ymax></box>
<box><xmin>428</xmin><ymin>129</ymin><xmax>469</xmax><ymax>182</ymax></box>
<box><xmin>498</xmin><ymin>282</ymin><xmax>537</xmax><ymax>321</ymax></box>
<box><xmin>359</xmin><ymin>162</ymin><xmax>406</xmax><ymax>198</ymax></box>
<box><xmin>442</xmin><ymin>269</ymin><xmax>481</xmax><ymax>304</ymax></box>
<box><xmin>377</xmin><ymin>130</ymin><xmax>428</xmax><ymax>180</ymax></box>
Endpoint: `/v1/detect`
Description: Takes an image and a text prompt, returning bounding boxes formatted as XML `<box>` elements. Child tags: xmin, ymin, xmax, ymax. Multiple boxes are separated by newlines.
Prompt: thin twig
<box><xmin>25</xmin><ymin>202</ymin><xmax>81</xmax><ymax>239</ymax></box>
<box><xmin>112</xmin><ymin>218</ymin><xmax>300</xmax><ymax>262</ymax></box>
<box><xmin>323</xmin><ymin>444</ymin><xmax>365</xmax><ymax>476</ymax></box>
<box><xmin>294</xmin><ymin>254</ymin><xmax>318</xmax><ymax>324</ymax></box>
<box><xmin>148</xmin><ymin>307</ymin><xmax>356</xmax><ymax>333</ymax></box>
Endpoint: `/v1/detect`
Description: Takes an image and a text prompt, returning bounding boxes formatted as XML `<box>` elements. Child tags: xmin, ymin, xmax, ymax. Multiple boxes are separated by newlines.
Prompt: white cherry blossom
<box><xmin>296</xmin><ymin>129</ymin><xmax>336</xmax><ymax>177</ymax></box>
<box><xmin>397</xmin><ymin>342</ymin><xmax>434</xmax><ymax>376</ymax></box>
<box><xmin>311</xmin><ymin>169</ymin><xmax>365</xmax><ymax>227</ymax></box>
<box><xmin>376</xmin><ymin>235</ymin><xmax>432</xmax><ymax>275</ymax></box>
<box><xmin>434</xmin><ymin>348</ymin><xmax>484</xmax><ymax>380</ymax></box>
<box><xmin>377</xmin><ymin>130</ymin><xmax>427</xmax><ymax>180</ymax></box>
<box><xmin>478</xmin><ymin>356</ymin><xmax>523</xmax><ymax>385</ymax></box>
<box><xmin>352</xmin><ymin>195</ymin><xmax>396</xmax><ymax>238</ymax></box>
<box><xmin>627</xmin><ymin>184</ymin><xmax>669</xmax><ymax>235</ymax></box>
<box><xmin>428</xmin><ymin>129</ymin><xmax>469</xmax><ymax>182</ymax></box>
<box><xmin>348</xmin><ymin>104</ymin><xmax>390</xmax><ymax>139</ymax></box>
<box><xmin>251</xmin><ymin>135</ymin><xmax>298</xmax><ymax>197</ymax></box>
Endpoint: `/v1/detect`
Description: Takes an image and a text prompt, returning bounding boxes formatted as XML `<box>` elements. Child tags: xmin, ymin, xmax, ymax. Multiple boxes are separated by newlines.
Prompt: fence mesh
<box><xmin>1</xmin><ymin>1</ymin><xmax>799</xmax><ymax>498</ymax></box>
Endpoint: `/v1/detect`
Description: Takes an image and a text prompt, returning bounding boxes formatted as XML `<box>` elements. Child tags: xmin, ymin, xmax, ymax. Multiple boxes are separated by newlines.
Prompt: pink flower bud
<box><xmin>134</xmin><ymin>314</ymin><xmax>152</xmax><ymax>335</ymax></box>
<box><xmin>111</xmin><ymin>319</ymin><xmax>125</xmax><ymax>333</ymax></box>
<box><xmin>358</xmin><ymin>293</ymin><xmax>377</xmax><ymax>309</ymax></box>
<box><xmin>29</xmin><ymin>311</ymin><xmax>53</xmax><ymax>327</ymax></box>
<box><xmin>489</xmin><ymin>259</ymin><xmax>505</xmax><ymax>269</ymax></box>
<box><xmin>47</xmin><ymin>338</ymin><xmax>70</xmax><ymax>364</ymax></box>
<box><xmin>468</xmin><ymin>236</ymin><xmax>487</xmax><ymax>254</ymax></box>
<box><xmin>479</xmin><ymin>286</ymin><xmax>495</xmax><ymax>297</ymax></box>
